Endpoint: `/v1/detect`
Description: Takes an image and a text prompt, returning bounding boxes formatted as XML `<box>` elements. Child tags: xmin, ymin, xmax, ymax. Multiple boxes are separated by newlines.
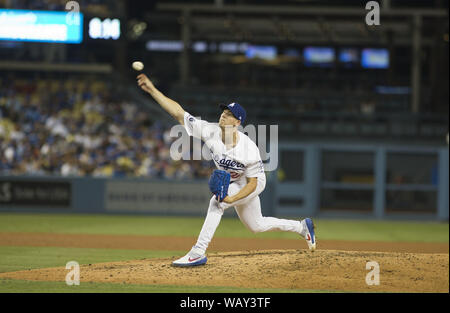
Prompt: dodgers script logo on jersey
<box><xmin>218</xmin><ymin>159</ymin><xmax>245</xmax><ymax>170</ymax></box>
<box><xmin>212</xmin><ymin>153</ymin><xmax>245</xmax><ymax>179</ymax></box>
<box><xmin>218</xmin><ymin>158</ymin><xmax>245</xmax><ymax>179</ymax></box>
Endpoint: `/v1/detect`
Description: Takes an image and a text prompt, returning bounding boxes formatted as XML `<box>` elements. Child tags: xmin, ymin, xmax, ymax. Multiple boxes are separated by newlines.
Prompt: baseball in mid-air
<box><xmin>132</xmin><ymin>61</ymin><xmax>144</xmax><ymax>71</ymax></box>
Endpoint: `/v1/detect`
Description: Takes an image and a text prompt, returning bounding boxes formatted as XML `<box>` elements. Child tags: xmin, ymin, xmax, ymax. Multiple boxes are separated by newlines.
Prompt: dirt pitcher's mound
<box><xmin>0</xmin><ymin>249</ymin><xmax>448</xmax><ymax>292</ymax></box>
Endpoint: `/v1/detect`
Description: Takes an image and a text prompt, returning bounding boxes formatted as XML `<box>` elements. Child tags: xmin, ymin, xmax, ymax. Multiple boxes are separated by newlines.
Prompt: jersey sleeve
<box><xmin>183</xmin><ymin>112</ymin><xmax>210</xmax><ymax>140</ymax></box>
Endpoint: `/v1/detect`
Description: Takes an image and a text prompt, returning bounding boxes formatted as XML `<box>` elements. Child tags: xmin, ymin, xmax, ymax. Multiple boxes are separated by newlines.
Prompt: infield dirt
<box><xmin>0</xmin><ymin>233</ymin><xmax>448</xmax><ymax>292</ymax></box>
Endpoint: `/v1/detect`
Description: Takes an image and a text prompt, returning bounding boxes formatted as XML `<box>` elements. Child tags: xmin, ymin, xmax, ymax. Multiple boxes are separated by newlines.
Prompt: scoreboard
<box><xmin>0</xmin><ymin>9</ymin><xmax>122</xmax><ymax>44</ymax></box>
<box><xmin>0</xmin><ymin>9</ymin><xmax>83</xmax><ymax>43</ymax></box>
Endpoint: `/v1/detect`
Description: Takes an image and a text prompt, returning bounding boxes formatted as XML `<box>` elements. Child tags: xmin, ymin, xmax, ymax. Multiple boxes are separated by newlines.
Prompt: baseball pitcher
<box><xmin>137</xmin><ymin>74</ymin><xmax>316</xmax><ymax>267</ymax></box>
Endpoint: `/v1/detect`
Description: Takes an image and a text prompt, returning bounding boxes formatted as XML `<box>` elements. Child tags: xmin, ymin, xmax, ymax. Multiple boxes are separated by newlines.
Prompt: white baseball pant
<box><xmin>193</xmin><ymin>175</ymin><xmax>302</xmax><ymax>254</ymax></box>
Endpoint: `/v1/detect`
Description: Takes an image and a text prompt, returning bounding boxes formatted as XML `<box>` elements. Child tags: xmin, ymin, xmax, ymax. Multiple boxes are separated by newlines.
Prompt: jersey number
<box><xmin>230</xmin><ymin>172</ymin><xmax>240</xmax><ymax>179</ymax></box>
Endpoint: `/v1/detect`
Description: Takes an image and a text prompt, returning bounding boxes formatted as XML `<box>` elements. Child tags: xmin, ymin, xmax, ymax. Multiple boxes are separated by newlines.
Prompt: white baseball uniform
<box><xmin>183</xmin><ymin>112</ymin><xmax>303</xmax><ymax>254</ymax></box>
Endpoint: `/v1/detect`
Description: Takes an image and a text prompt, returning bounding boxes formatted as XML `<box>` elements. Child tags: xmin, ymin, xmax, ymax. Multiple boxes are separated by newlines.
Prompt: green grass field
<box><xmin>0</xmin><ymin>213</ymin><xmax>448</xmax><ymax>293</ymax></box>
<box><xmin>1</xmin><ymin>213</ymin><xmax>448</xmax><ymax>242</ymax></box>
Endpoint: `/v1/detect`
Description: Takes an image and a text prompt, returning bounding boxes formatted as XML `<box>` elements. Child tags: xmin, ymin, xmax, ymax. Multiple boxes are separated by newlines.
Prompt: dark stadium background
<box><xmin>0</xmin><ymin>0</ymin><xmax>448</xmax><ymax>220</ymax></box>
<box><xmin>0</xmin><ymin>0</ymin><xmax>448</xmax><ymax>296</ymax></box>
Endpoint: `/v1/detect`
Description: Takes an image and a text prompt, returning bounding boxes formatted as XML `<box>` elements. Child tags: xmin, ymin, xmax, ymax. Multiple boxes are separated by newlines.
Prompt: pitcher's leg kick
<box><xmin>172</xmin><ymin>178</ymin><xmax>316</xmax><ymax>267</ymax></box>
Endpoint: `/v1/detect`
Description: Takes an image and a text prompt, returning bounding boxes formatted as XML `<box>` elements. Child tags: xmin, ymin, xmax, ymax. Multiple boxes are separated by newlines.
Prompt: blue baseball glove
<box><xmin>208</xmin><ymin>169</ymin><xmax>231</xmax><ymax>202</ymax></box>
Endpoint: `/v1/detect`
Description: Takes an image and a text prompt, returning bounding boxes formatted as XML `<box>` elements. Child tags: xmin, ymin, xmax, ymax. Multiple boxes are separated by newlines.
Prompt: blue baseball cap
<box><xmin>219</xmin><ymin>102</ymin><xmax>246</xmax><ymax>124</ymax></box>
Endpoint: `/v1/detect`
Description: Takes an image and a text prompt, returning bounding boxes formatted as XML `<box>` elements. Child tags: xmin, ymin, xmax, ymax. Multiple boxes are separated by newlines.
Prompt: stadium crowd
<box><xmin>0</xmin><ymin>76</ymin><xmax>213</xmax><ymax>179</ymax></box>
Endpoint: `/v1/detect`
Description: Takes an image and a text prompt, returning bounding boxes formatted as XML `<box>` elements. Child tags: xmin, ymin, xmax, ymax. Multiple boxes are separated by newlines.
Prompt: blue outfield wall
<box><xmin>0</xmin><ymin>143</ymin><xmax>448</xmax><ymax>221</ymax></box>
<box><xmin>274</xmin><ymin>142</ymin><xmax>449</xmax><ymax>221</ymax></box>
<box><xmin>0</xmin><ymin>176</ymin><xmax>217</xmax><ymax>216</ymax></box>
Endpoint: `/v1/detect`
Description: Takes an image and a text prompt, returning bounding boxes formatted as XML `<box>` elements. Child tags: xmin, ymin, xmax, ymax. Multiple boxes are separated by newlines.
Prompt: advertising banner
<box><xmin>0</xmin><ymin>180</ymin><xmax>71</xmax><ymax>207</ymax></box>
<box><xmin>105</xmin><ymin>180</ymin><xmax>218</xmax><ymax>214</ymax></box>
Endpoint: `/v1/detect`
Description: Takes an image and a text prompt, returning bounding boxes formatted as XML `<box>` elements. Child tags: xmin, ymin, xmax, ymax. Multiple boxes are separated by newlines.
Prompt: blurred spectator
<box><xmin>0</xmin><ymin>75</ymin><xmax>211</xmax><ymax>180</ymax></box>
<box><xmin>360</xmin><ymin>99</ymin><xmax>376</xmax><ymax>116</ymax></box>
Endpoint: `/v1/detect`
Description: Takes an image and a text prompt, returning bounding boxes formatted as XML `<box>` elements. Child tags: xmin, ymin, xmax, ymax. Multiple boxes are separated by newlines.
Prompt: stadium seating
<box><xmin>0</xmin><ymin>74</ymin><xmax>213</xmax><ymax>178</ymax></box>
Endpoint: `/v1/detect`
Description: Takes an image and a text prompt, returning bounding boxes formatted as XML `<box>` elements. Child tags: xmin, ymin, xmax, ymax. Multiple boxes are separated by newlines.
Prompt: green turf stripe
<box><xmin>0</xmin><ymin>278</ymin><xmax>343</xmax><ymax>293</ymax></box>
<box><xmin>0</xmin><ymin>246</ymin><xmax>183</xmax><ymax>273</ymax></box>
<box><xmin>0</xmin><ymin>213</ymin><xmax>448</xmax><ymax>243</ymax></box>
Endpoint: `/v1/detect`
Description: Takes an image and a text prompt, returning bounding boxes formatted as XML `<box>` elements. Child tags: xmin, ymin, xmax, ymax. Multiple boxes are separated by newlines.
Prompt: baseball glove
<box><xmin>208</xmin><ymin>169</ymin><xmax>231</xmax><ymax>202</ymax></box>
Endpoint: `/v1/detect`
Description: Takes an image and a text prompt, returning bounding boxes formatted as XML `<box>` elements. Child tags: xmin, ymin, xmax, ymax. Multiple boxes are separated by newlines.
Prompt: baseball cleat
<box><xmin>301</xmin><ymin>218</ymin><xmax>316</xmax><ymax>251</ymax></box>
<box><xmin>172</xmin><ymin>247</ymin><xmax>207</xmax><ymax>267</ymax></box>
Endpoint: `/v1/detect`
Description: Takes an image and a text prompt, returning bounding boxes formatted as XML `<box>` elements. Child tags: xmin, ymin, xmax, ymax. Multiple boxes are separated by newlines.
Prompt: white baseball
<box><xmin>132</xmin><ymin>61</ymin><xmax>144</xmax><ymax>71</ymax></box>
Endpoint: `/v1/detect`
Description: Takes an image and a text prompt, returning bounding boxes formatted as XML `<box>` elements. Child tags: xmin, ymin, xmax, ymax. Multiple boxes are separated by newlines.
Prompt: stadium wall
<box><xmin>0</xmin><ymin>144</ymin><xmax>448</xmax><ymax>221</ymax></box>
